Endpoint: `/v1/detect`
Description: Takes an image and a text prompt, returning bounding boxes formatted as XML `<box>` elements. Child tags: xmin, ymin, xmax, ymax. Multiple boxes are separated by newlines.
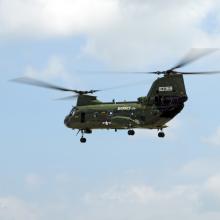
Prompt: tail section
<box><xmin>146</xmin><ymin>74</ymin><xmax>188</xmax><ymax>105</ymax></box>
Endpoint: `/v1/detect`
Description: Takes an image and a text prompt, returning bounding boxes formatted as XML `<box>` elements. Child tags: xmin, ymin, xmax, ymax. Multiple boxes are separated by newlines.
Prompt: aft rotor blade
<box><xmin>170</xmin><ymin>48</ymin><xmax>219</xmax><ymax>71</ymax></box>
<box><xmin>78</xmin><ymin>70</ymin><xmax>157</xmax><ymax>75</ymax></box>
<box><xmin>54</xmin><ymin>95</ymin><xmax>79</xmax><ymax>101</ymax></box>
<box><xmin>11</xmin><ymin>77</ymin><xmax>76</xmax><ymax>92</ymax></box>
<box><xmin>179</xmin><ymin>70</ymin><xmax>220</xmax><ymax>75</ymax></box>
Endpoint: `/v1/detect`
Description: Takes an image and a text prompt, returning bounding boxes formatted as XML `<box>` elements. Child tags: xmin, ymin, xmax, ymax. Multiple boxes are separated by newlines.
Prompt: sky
<box><xmin>1</xmin><ymin>0</ymin><xmax>220</xmax><ymax>219</ymax></box>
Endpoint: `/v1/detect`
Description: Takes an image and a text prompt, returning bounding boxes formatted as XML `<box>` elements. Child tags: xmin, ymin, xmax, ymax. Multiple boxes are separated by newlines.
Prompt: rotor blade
<box><xmin>56</xmin><ymin>81</ymin><xmax>148</xmax><ymax>99</ymax></box>
<box><xmin>86</xmin><ymin>89</ymin><xmax>101</xmax><ymax>94</ymax></box>
<box><xmin>54</xmin><ymin>95</ymin><xmax>79</xmax><ymax>101</ymax></box>
<box><xmin>78</xmin><ymin>70</ymin><xmax>157</xmax><ymax>75</ymax></box>
<box><xmin>179</xmin><ymin>70</ymin><xmax>220</xmax><ymax>75</ymax></box>
<box><xmin>11</xmin><ymin>77</ymin><xmax>76</xmax><ymax>92</ymax></box>
<box><xmin>170</xmin><ymin>48</ymin><xmax>219</xmax><ymax>71</ymax></box>
<box><xmin>11</xmin><ymin>77</ymin><xmax>150</xmax><ymax>99</ymax></box>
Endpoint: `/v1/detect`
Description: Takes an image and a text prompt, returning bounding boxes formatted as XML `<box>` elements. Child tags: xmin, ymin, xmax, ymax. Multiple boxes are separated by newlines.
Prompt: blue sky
<box><xmin>1</xmin><ymin>0</ymin><xmax>220</xmax><ymax>219</ymax></box>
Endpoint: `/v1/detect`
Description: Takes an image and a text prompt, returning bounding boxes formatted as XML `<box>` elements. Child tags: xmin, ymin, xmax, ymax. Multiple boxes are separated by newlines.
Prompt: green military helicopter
<box><xmin>13</xmin><ymin>49</ymin><xmax>220</xmax><ymax>143</ymax></box>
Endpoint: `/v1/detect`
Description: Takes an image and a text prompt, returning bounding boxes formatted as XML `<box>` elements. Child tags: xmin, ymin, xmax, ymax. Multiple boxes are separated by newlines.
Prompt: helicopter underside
<box><xmin>65</xmin><ymin>115</ymin><xmax>172</xmax><ymax>130</ymax></box>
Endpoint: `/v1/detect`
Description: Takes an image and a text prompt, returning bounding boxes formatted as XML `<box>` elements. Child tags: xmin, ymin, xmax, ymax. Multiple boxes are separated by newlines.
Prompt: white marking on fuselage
<box><xmin>159</xmin><ymin>86</ymin><xmax>173</xmax><ymax>92</ymax></box>
<box><xmin>117</xmin><ymin>106</ymin><xmax>136</xmax><ymax>111</ymax></box>
<box><xmin>102</xmin><ymin>121</ymin><xmax>112</xmax><ymax>126</ymax></box>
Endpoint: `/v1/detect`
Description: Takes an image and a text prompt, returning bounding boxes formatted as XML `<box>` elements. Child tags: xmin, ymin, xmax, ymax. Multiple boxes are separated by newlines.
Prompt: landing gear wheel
<box><xmin>80</xmin><ymin>137</ymin><xmax>87</xmax><ymax>143</ymax></box>
<box><xmin>158</xmin><ymin>132</ymin><xmax>165</xmax><ymax>138</ymax></box>
<box><xmin>128</xmin><ymin>130</ymin><xmax>135</xmax><ymax>136</ymax></box>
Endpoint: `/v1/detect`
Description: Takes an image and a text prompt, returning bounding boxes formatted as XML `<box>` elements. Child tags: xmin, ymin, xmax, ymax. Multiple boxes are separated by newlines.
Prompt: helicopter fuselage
<box><xmin>64</xmin><ymin>95</ymin><xmax>187</xmax><ymax>131</ymax></box>
<box><xmin>64</xmin><ymin>74</ymin><xmax>188</xmax><ymax>135</ymax></box>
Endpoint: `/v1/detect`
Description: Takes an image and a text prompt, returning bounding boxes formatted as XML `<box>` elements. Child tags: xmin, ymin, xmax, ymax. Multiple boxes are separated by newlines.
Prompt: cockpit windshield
<box><xmin>69</xmin><ymin>107</ymin><xmax>76</xmax><ymax>116</ymax></box>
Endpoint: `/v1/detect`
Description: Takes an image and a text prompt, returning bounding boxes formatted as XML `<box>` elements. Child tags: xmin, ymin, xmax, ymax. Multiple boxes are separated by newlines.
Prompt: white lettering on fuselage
<box><xmin>117</xmin><ymin>106</ymin><xmax>136</xmax><ymax>111</ymax></box>
<box><xmin>158</xmin><ymin>86</ymin><xmax>173</xmax><ymax>92</ymax></box>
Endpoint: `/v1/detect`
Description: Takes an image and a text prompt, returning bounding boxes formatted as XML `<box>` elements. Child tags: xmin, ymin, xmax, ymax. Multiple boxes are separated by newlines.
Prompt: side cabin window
<box><xmin>80</xmin><ymin>112</ymin><xmax>86</xmax><ymax>123</ymax></box>
<box><xmin>93</xmin><ymin>112</ymin><xmax>99</xmax><ymax>118</ymax></box>
<box><xmin>155</xmin><ymin>96</ymin><xmax>173</xmax><ymax>106</ymax></box>
<box><xmin>140</xmin><ymin>116</ymin><xmax>145</xmax><ymax>122</ymax></box>
<box><xmin>108</xmin><ymin>111</ymin><xmax>113</xmax><ymax>116</ymax></box>
<box><xmin>155</xmin><ymin>96</ymin><xmax>161</xmax><ymax>105</ymax></box>
<box><xmin>171</xmin><ymin>97</ymin><xmax>181</xmax><ymax>105</ymax></box>
<box><xmin>161</xmin><ymin>97</ymin><xmax>171</xmax><ymax>105</ymax></box>
<box><xmin>155</xmin><ymin>96</ymin><xmax>184</xmax><ymax>106</ymax></box>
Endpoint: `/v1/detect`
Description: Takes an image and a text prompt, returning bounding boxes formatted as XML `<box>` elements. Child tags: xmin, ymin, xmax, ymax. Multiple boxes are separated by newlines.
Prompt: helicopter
<box><xmin>12</xmin><ymin>49</ymin><xmax>220</xmax><ymax>143</ymax></box>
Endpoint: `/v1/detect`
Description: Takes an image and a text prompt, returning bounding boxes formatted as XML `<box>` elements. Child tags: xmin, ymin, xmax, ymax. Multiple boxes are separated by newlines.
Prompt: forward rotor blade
<box><xmin>170</xmin><ymin>48</ymin><xmax>219</xmax><ymax>71</ymax></box>
<box><xmin>11</xmin><ymin>77</ymin><xmax>76</xmax><ymax>92</ymax></box>
<box><xmin>55</xmin><ymin>81</ymin><xmax>148</xmax><ymax>100</ymax></box>
<box><xmin>179</xmin><ymin>70</ymin><xmax>220</xmax><ymax>75</ymax></box>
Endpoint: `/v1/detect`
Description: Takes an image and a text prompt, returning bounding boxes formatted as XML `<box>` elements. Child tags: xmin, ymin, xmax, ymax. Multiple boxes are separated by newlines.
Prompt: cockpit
<box><xmin>64</xmin><ymin>107</ymin><xmax>76</xmax><ymax>127</ymax></box>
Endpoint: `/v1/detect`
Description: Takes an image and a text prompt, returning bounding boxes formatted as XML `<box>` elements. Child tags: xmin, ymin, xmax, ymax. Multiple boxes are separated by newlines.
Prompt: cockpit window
<box><xmin>69</xmin><ymin>107</ymin><xmax>76</xmax><ymax>115</ymax></box>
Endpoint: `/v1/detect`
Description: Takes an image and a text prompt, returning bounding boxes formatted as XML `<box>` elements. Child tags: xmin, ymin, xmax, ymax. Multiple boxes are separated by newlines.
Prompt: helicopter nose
<box><xmin>64</xmin><ymin>115</ymin><xmax>71</xmax><ymax>128</ymax></box>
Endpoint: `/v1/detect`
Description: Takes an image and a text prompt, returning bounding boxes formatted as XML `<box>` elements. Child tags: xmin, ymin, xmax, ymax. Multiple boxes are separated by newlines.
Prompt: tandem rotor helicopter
<box><xmin>12</xmin><ymin>49</ymin><xmax>220</xmax><ymax>143</ymax></box>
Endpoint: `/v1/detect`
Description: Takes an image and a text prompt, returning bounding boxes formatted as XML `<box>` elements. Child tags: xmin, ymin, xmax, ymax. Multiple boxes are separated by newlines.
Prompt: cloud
<box><xmin>2</xmin><ymin>0</ymin><xmax>220</xmax><ymax>68</ymax></box>
<box><xmin>203</xmin><ymin>127</ymin><xmax>220</xmax><ymax>147</ymax></box>
<box><xmin>0</xmin><ymin>197</ymin><xmax>39</xmax><ymax>220</ymax></box>
<box><xmin>83</xmin><ymin>0</ymin><xmax>220</xmax><ymax>68</ymax></box>
<box><xmin>24</xmin><ymin>56</ymin><xmax>82</xmax><ymax>89</ymax></box>
<box><xmin>84</xmin><ymin>184</ymin><xmax>196</xmax><ymax>205</ymax></box>
<box><xmin>25</xmin><ymin>56</ymin><xmax>68</xmax><ymax>79</ymax></box>
<box><xmin>199</xmin><ymin>174</ymin><xmax>220</xmax><ymax>213</ymax></box>
<box><xmin>182</xmin><ymin>158</ymin><xmax>220</xmax><ymax>178</ymax></box>
<box><xmin>82</xmin><ymin>177</ymin><xmax>220</xmax><ymax>220</ymax></box>
<box><xmin>0</xmin><ymin>0</ymin><xmax>119</xmax><ymax>37</ymax></box>
<box><xmin>205</xmin><ymin>174</ymin><xmax>220</xmax><ymax>195</ymax></box>
<box><xmin>1</xmin><ymin>173</ymin><xmax>220</xmax><ymax>220</ymax></box>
